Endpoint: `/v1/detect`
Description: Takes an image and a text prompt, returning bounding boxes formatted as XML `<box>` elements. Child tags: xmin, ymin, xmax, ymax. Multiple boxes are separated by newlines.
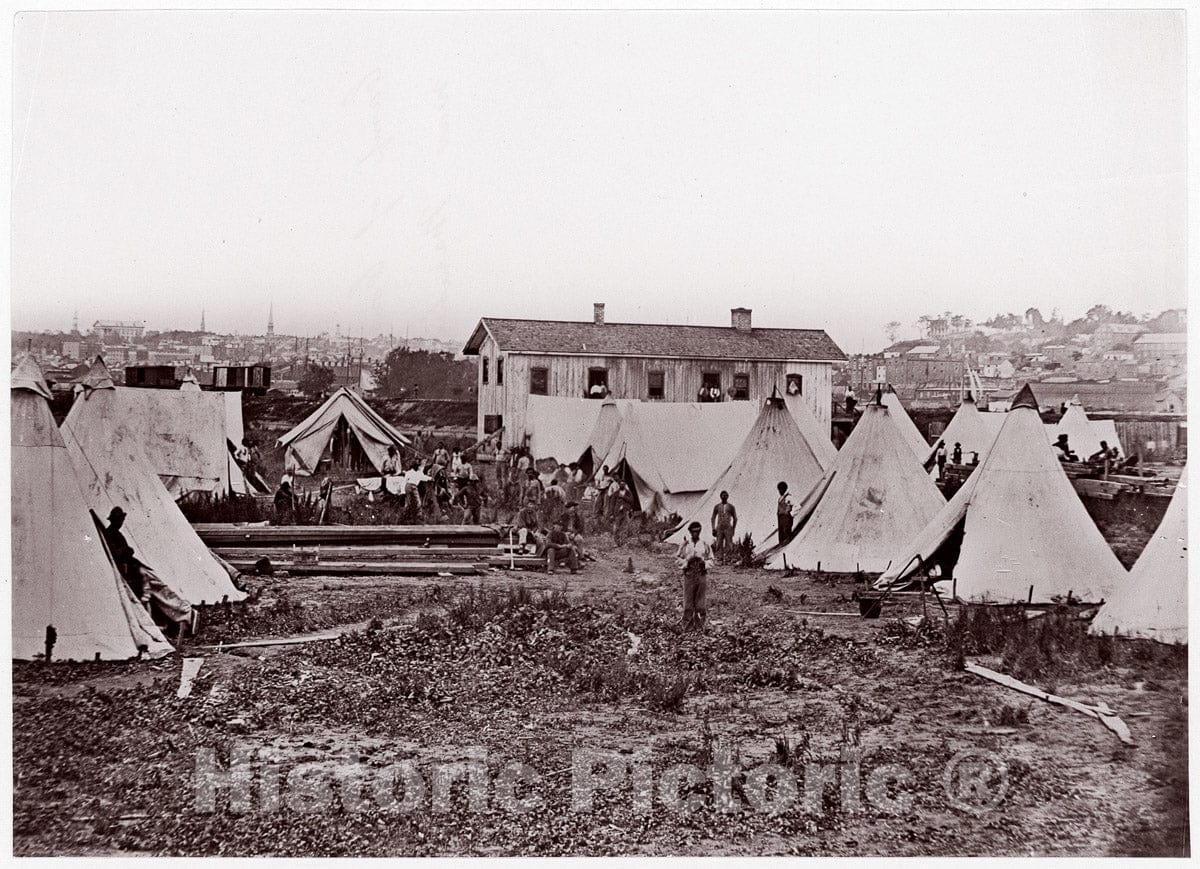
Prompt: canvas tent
<box><xmin>62</xmin><ymin>382</ymin><xmax>248</xmax><ymax>607</ymax></box>
<box><xmin>880</xmin><ymin>387</ymin><xmax>928</xmax><ymax>459</ymax></box>
<box><xmin>1090</xmin><ymin>468</ymin><xmax>1187</xmax><ymax>643</ymax></box>
<box><xmin>667</xmin><ymin>395</ymin><xmax>830</xmax><ymax>547</ymax></box>
<box><xmin>926</xmin><ymin>394</ymin><xmax>1004</xmax><ymax>466</ymax></box>
<box><xmin>1045</xmin><ymin>397</ymin><xmax>1123</xmax><ymax>459</ymax></box>
<box><xmin>66</xmin><ymin>358</ymin><xmax>252</xmax><ymax>497</ymax></box>
<box><xmin>599</xmin><ymin>400</ymin><xmax>762</xmax><ymax>518</ymax></box>
<box><xmin>784</xmin><ymin>393</ymin><xmax>838</xmax><ymax>467</ymax></box>
<box><xmin>583</xmin><ymin>400</ymin><xmax>628</xmax><ymax>475</ymax></box>
<box><xmin>277</xmin><ymin>387</ymin><xmax>410</xmax><ymax>476</ymax></box>
<box><xmin>875</xmin><ymin>385</ymin><xmax>1127</xmax><ymax>603</ymax></box>
<box><xmin>11</xmin><ymin>355</ymin><xmax>173</xmax><ymax>661</ymax></box>
<box><xmin>524</xmin><ymin>395</ymin><xmax>637</xmax><ymax>469</ymax></box>
<box><xmin>763</xmin><ymin>394</ymin><xmax>944</xmax><ymax>572</ymax></box>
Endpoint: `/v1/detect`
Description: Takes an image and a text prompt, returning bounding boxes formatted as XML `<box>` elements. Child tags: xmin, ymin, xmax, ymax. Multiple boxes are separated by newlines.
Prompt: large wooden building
<box><xmin>462</xmin><ymin>304</ymin><xmax>846</xmax><ymax>448</ymax></box>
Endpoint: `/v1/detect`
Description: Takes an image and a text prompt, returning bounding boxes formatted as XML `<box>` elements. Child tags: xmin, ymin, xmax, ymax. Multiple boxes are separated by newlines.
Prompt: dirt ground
<box><xmin>12</xmin><ymin>532</ymin><xmax>1188</xmax><ymax>857</ymax></box>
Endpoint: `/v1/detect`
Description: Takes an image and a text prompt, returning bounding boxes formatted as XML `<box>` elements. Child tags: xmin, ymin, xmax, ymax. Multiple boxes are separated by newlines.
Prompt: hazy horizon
<box><xmin>12</xmin><ymin>10</ymin><xmax>1187</xmax><ymax>354</ymax></box>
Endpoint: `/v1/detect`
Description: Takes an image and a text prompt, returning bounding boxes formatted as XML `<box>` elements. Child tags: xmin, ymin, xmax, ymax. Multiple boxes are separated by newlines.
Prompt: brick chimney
<box><xmin>593</xmin><ymin>303</ymin><xmax>605</xmax><ymax>325</ymax></box>
<box><xmin>731</xmin><ymin>307</ymin><xmax>752</xmax><ymax>332</ymax></box>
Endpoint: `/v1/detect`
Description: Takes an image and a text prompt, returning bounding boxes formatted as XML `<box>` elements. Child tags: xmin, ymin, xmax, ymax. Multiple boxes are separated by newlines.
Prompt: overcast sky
<box><xmin>11</xmin><ymin>9</ymin><xmax>1187</xmax><ymax>352</ymax></box>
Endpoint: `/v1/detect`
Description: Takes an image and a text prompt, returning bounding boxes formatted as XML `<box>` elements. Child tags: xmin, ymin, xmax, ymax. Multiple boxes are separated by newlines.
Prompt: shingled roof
<box><xmin>463</xmin><ymin>318</ymin><xmax>846</xmax><ymax>362</ymax></box>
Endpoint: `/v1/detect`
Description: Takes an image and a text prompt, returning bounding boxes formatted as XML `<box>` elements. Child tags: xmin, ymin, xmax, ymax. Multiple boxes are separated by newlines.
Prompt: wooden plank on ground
<box><xmin>964</xmin><ymin>660</ymin><xmax>1134</xmax><ymax>745</ymax></box>
<box><xmin>222</xmin><ymin>559</ymin><xmax>487</xmax><ymax>576</ymax></box>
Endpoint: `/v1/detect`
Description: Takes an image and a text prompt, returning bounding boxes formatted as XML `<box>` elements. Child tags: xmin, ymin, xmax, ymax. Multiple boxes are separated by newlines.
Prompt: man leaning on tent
<box><xmin>103</xmin><ymin>506</ymin><xmax>196</xmax><ymax>638</ymax></box>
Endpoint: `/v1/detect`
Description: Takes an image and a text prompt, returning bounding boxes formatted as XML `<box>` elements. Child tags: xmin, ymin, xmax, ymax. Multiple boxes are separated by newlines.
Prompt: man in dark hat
<box><xmin>103</xmin><ymin>506</ymin><xmax>193</xmax><ymax>638</ymax></box>
<box><xmin>674</xmin><ymin>521</ymin><xmax>714</xmax><ymax>630</ymax></box>
<box><xmin>102</xmin><ymin>507</ymin><xmax>140</xmax><ymax>596</ymax></box>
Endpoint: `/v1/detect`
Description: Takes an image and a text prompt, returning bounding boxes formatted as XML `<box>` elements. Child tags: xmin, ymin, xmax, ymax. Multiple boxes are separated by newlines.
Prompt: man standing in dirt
<box><xmin>711</xmin><ymin>490</ymin><xmax>738</xmax><ymax>561</ymax></box>
<box><xmin>675</xmin><ymin>521</ymin><xmax>714</xmax><ymax>630</ymax></box>
<box><xmin>592</xmin><ymin>464</ymin><xmax>613</xmax><ymax>519</ymax></box>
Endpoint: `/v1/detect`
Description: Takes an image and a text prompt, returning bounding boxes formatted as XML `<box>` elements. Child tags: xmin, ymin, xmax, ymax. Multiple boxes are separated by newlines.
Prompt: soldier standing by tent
<box><xmin>711</xmin><ymin>491</ymin><xmax>738</xmax><ymax>561</ymax></box>
<box><xmin>103</xmin><ymin>507</ymin><xmax>193</xmax><ymax>638</ymax></box>
<box><xmin>592</xmin><ymin>464</ymin><xmax>614</xmax><ymax>519</ymax></box>
<box><xmin>776</xmin><ymin>481</ymin><xmax>795</xmax><ymax>544</ymax></box>
<box><xmin>675</xmin><ymin>521</ymin><xmax>714</xmax><ymax>630</ymax></box>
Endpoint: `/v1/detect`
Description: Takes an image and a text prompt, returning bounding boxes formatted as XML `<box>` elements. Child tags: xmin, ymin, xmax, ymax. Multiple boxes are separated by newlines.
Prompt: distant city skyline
<box><xmin>12</xmin><ymin>10</ymin><xmax>1187</xmax><ymax>354</ymax></box>
<box><xmin>12</xmin><ymin>299</ymin><xmax>1186</xmax><ymax>353</ymax></box>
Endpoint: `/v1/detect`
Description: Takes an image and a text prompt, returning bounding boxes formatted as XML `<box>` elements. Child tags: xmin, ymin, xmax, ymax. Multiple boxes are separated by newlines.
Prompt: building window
<box><xmin>496</xmin><ymin>357</ymin><xmax>503</xmax><ymax>385</ymax></box>
<box><xmin>530</xmin><ymin>367</ymin><xmax>548</xmax><ymax>395</ymax></box>
<box><xmin>484</xmin><ymin>414</ymin><xmax>503</xmax><ymax>434</ymax></box>
<box><xmin>482</xmin><ymin>357</ymin><xmax>489</xmax><ymax>385</ymax></box>
<box><xmin>786</xmin><ymin>374</ymin><xmax>803</xmax><ymax>396</ymax></box>
<box><xmin>733</xmin><ymin>373</ymin><xmax>750</xmax><ymax>400</ymax></box>
<box><xmin>587</xmin><ymin>368</ymin><xmax>609</xmax><ymax>398</ymax></box>
<box><xmin>699</xmin><ymin>372</ymin><xmax>721</xmax><ymax>402</ymax></box>
<box><xmin>647</xmin><ymin>370</ymin><xmax>664</xmax><ymax>399</ymax></box>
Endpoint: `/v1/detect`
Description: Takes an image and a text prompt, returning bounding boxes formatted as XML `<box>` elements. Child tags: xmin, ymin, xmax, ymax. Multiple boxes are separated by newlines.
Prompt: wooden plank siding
<box><xmin>474</xmin><ymin>334</ymin><xmax>833</xmax><ymax>448</ymax></box>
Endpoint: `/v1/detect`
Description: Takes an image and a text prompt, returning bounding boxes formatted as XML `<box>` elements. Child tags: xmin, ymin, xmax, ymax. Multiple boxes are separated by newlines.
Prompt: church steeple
<box><xmin>267</xmin><ymin>302</ymin><xmax>274</xmax><ymax>337</ymax></box>
<box><xmin>200</xmin><ymin>308</ymin><xmax>206</xmax><ymax>333</ymax></box>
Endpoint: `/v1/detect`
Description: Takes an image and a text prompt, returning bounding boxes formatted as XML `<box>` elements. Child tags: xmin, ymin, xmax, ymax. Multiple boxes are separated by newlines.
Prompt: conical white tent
<box><xmin>1090</xmin><ymin>469</ymin><xmax>1187</xmax><ymax>643</ymax></box>
<box><xmin>927</xmin><ymin>394</ymin><xmax>1004</xmax><ymax>466</ymax></box>
<box><xmin>1045</xmin><ymin>397</ymin><xmax>1123</xmax><ymax>458</ymax></box>
<box><xmin>62</xmin><ymin>383</ymin><xmax>248</xmax><ymax>607</ymax></box>
<box><xmin>11</xmin><ymin>355</ymin><xmax>173</xmax><ymax>661</ymax></box>
<box><xmin>67</xmin><ymin>358</ymin><xmax>249</xmax><ymax>497</ymax></box>
<box><xmin>667</xmin><ymin>396</ymin><xmax>830</xmax><ymax>547</ymax></box>
<box><xmin>784</xmin><ymin>393</ymin><xmax>837</xmax><ymax>467</ymax></box>
<box><xmin>764</xmin><ymin>397</ymin><xmax>945</xmax><ymax>572</ymax></box>
<box><xmin>599</xmin><ymin>400</ymin><xmax>760</xmax><ymax>519</ymax></box>
<box><xmin>276</xmin><ymin>387</ymin><xmax>410</xmax><ymax>475</ymax></box>
<box><xmin>876</xmin><ymin>385</ymin><xmax>1127</xmax><ymax>603</ymax></box>
<box><xmin>881</xmin><ymin>387</ymin><xmax>928</xmax><ymax>459</ymax></box>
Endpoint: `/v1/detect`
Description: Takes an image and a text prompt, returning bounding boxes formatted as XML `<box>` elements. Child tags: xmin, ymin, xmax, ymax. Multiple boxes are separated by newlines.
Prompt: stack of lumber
<box><xmin>194</xmin><ymin>524</ymin><xmax>501</xmax><ymax>548</ymax></box>
<box><xmin>196</xmin><ymin>523</ymin><xmax>502</xmax><ymax>576</ymax></box>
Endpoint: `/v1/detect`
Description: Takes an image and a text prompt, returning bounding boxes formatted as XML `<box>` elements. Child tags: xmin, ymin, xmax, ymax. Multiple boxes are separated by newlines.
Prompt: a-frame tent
<box><xmin>926</xmin><ymin>393</ymin><xmax>1004</xmax><ymax>466</ymax></box>
<box><xmin>11</xmin><ymin>355</ymin><xmax>173</xmax><ymax>661</ymax></box>
<box><xmin>763</xmin><ymin>393</ymin><xmax>945</xmax><ymax>572</ymax></box>
<box><xmin>598</xmin><ymin>400</ymin><xmax>760</xmax><ymax>519</ymax></box>
<box><xmin>876</xmin><ymin>384</ymin><xmax>1127</xmax><ymax>603</ymax></box>
<box><xmin>67</xmin><ymin>358</ymin><xmax>250</xmax><ymax>497</ymax></box>
<box><xmin>1090</xmin><ymin>468</ymin><xmax>1187</xmax><ymax>643</ymax></box>
<box><xmin>61</xmin><ymin>379</ymin><xmax>249</xmax><ymax>607</ymax></box>
<box><xmin>277</xmin><ymin>387</ymin><xmax>410</xmax><ymax>475</ymax></box>
<box><xmin>667</xmin><ymin>394</ymin><xmax>829</xmax><ymax>547</ymax></box>
<box><xmin>1045</xmin><ymin>397</ymin><xmax>1123</xmax><ymax>459</ymax></box>
<box><xmin>880</xmin><ymin>386</ymin><xmax>928</xmax><ymax>459</ymax></box>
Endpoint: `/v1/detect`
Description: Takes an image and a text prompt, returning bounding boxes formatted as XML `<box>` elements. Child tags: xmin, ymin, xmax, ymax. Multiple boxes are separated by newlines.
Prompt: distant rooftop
<box><xmin>464</xmin><ymin>313</ymin><xmax>846</xmax><ymax>362</ymax></box>
<box><xmin>1134</xmin><ymin>332</ymin><xmax>1186</xmax><ymax>344</ymax></box>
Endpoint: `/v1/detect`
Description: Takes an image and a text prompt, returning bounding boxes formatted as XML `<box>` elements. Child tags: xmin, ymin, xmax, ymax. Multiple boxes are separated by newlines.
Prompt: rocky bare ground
<box><xmin>13</xmin><ymin>535</ymin><xmax>1188</xmax><ymax>857</ymax></box>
